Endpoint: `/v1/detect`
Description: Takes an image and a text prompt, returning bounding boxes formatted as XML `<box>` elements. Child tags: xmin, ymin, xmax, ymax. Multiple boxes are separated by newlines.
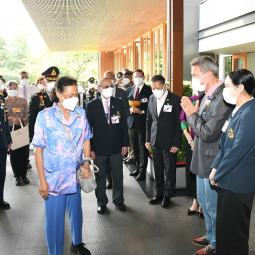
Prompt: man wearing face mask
<box><xmin>18</xmin><ymin>71</ymin><xmax>37</xmax><ymax>103</ymax></box>
<box><xmin>120</xmin><ymin>69</ymin><xmax>134</xmax><ymax>90</ymax></box>
<box><xmin>95</xmin><ymin>71</ymin><xmax>129</xmax><ymax>189</ymax></box>
<box><xmin>181</xmin><ymin>56</ymin><xmax>233</xmax><ymax>255</ymax></box>
<box><xmin>28</xmin><ymin>67</ymin><xmax>56</xmax><ymax>143</ymax></box>
<box><xmin>86</xmin><ymin>78</ymin><xmax>129</xmax><ymax>214</ymax></box>
<box><xmin>126</xmin><ymin>69</ymin><xmax>152</xmax><ymax>181</ymax></box>
<box><xmin>146</xmin><ymin>75</ymin><xmax>182</xmax><ymax>208</ymax></box>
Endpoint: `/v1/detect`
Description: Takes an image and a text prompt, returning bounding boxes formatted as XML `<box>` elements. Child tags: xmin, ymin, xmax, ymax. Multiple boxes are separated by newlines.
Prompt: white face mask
<box><xmin>61</xmin><ymin>95</ymin><xmax>79</xmax><ymax>111</ymax></box>
<box><xmin>0</xmin><ymin>80</ymin><xmax>4</xmax><ymax>90</ymax></box>
<box><xmin>102</xmin><ymin>87</ymin><xmax>113</xmax><ymax>99</ymax></box>
<box><xmin>153</xmin><ymin>88</ymin><xmax>165</xmax><ymax>99</ymax></box>
<box><xmin>134</xmin><ymin>77</ymin><xmax>144</xmax><ymax>86</ymax></box>
<box><xmin>8</xmin><ymin>90</ymin><xmax>18</xmax><ymax>97</ymax></box>
<box><xmin>123</xmin><ymin>78</ymin><xmax>130</xmax><ymax>84</ymax></box>
<box><xmin>192</xmin><ymin>72</ymin><xmax>208</xmax><ymax>96</ymax></box>
<box><xmin>21</xmin><ymin>78</ymin><xmax>29</xmax><ymax>86</ymax></box>
<box><xmin>222</xmin><ymin>86</ymin><xmax>240</xmax><ymax>105</ymax></box>
<box><xmin>37</xmin><ymin>84</ymin><xmax>44</xmax><ymax>90</ymax></box>
<box><xmin>88</xmin><ymin>83</ymin><xmax>94</xmax><ymax>89</ymax></box>
<box><xmin>47</xmin><ymin>81</ymin><xmax>55</xmax><ymax>92</ymax></box>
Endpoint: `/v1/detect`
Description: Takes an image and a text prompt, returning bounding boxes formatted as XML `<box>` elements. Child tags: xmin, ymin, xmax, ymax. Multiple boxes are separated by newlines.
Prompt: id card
<box><xmin>222</xmin><ymin>120</ymin><xmax>230</xmax><ymax>133</ymax></box>
<box><xmin>163</xmin><ymin>105</ymin><xmax>172</xmax><ymax>112</ymax></box>
<box><xmin>13</xmin><ymin>107</ymin><xmax>21</xmax><ymax>113</ymax></box>
<box><xmin>141</xmin><ymin>98</ymin><xmax>148</xmax><ymax>103</ymax></box>
<box><xmin>111</xmin><ymin>116</ymin><xmax>119</xmax><ymax>124</ymax></box>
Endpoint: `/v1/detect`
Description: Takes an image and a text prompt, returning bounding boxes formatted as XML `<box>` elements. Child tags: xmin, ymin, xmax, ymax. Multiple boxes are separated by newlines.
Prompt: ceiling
<box><xmin>21</xmin><ymin>0</ymin><xmax>167</xmax><ymax>52</ymax></box>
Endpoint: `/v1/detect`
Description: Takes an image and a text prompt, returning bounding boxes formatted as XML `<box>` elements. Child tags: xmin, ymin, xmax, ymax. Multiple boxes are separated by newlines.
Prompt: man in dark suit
<box><xmin>0</xmin><ymin>92</ymin><xmax>12</xmax><ymax>209</ymax></box>
<box><xmin>126</xmin><ymin>69</ymin><xmax>152</xmax><ymax>181</ymax></box>
<box><xmin>95</xmin><ymin>71</ymin><xmax>129</xmax><ymax>189</ymax></box>
<box><xmin>86</xmin><ymin>78</ymin><xmax>129</xmax><ymax>214</ymax></box>
<box><xmin>146</xmin><ymin>75</ymin><xmax>182</xmax><ymax>208</ymax></box>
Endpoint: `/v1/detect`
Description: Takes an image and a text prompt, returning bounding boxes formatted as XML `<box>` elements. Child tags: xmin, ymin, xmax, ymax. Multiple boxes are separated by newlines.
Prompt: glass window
<box><xmin>154</xmin><ymin>30</ymin><xmax>158</xmax><ymax>75</ymax></box>
<box><xmin>159</xmin><ymin>28</ymin><xmax>163</xmax><ymax>75</ymax></box>
<box><xmin>136</xmin><ymin>43</ymin><xmax>141</xmax><ymax>69</ymax></box>
<box><xmin>147</xmin><ymin>34</ymin><xmax>151</xmax><ymax>81</ymax></box>
<box><xmin>237</xmin><ymin>58</ymin><xmax>244</xmax><ymax>69</ymax></box>
<box><xmin>247</xmin><ymin>52</ymin><xmax>255</xmax><ymax>75</ymax></box>
<box><xmin>224</xmin><ymin>56</ymin><xmax>232</xmax><ymax>78</ymax></box>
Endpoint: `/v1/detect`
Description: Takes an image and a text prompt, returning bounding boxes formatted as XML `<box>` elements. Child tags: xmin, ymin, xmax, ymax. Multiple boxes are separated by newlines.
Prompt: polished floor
<box><xmin>1</xmin><ymin>155</ymin><xmax>255</xmax><ymax>255</ymax></box>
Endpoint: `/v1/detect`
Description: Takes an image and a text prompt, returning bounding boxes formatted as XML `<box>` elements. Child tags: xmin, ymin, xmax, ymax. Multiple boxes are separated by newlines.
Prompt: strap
<box><xmin>12</xmin><ymin>118</ymin><xmax>23</xmax><ymax>131</ymax></box>
<box><xmin>55</xmin><ymin>109</ymin><xmax>99</xmax><ymax>173</ymax></box>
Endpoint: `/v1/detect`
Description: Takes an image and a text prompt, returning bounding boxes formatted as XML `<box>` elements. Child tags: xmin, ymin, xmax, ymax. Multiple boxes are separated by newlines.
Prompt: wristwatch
<box><xmin>188</xmin><ymin>140</ymin><xmax>193</xmax><ymax>144</ymax></box>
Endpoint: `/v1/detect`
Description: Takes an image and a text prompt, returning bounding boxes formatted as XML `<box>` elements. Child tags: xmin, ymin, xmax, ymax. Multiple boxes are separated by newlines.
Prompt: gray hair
<box><xmin>6</xmin><ymin>80</ymin><xmax>18</xmax><ymax>88</ymax></box>
<box><xmin>190</xmin><ymin>55</ymin><xmax>218</xmax><ymax>77</ymax></box>
<box><xmin>103</xmin><ymin>70</ymin><xmax>115</xmax><ymax>77</ymax></box>
<box><xmin>98</xmin><ymin>77</ymin><xmax>113</xmax><ymax>87</ymax></box>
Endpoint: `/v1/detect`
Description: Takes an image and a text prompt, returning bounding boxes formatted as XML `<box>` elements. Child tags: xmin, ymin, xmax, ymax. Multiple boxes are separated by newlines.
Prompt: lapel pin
<box><xmin>112</xmin><ymin>106</ymin><xmax>114</xmax><ymax>108</ymax></box>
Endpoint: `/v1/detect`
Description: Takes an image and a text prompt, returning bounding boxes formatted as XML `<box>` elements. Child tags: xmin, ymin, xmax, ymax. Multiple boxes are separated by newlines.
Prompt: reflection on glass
<box><xmin>237</xmin><ymin>58</ymin><xmax>244</xmax><ymax>69</ymax></box>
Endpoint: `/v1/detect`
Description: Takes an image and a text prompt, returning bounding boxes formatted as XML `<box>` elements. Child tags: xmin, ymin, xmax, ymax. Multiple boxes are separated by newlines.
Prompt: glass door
<box><xmin>232</xmin><ymin>53</ymin><xmax>247</xmax><ymax>71</ymax></box>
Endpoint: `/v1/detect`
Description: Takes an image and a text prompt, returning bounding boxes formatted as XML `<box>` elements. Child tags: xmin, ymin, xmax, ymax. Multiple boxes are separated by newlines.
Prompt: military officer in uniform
<box><xmin>0</xmin><ymin>92</ymin><xmax>12</xmax><ymax>209</ymax></box>
<box><xmin>84</xmin><ymin>77</ymin><xmax>96</xmax><ymax>104</ymax></box>
<box><xmin>28</xmin><ymin>67</ymin><xmax>58</xmax><ymax>142</ymax></box>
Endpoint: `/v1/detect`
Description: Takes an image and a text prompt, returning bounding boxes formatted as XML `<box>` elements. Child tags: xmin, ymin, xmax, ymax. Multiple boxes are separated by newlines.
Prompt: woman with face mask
<box><xmin>36</xmin><ymin>76</ymin><xmax>46</xmax><ymax>92</ymax></box>
<box><xmin>32</xmin><ymin>75</ymin><xmax>93</xmax><ymax>255</ymax></box>
<box><xmin>209</xmin><ymin>69</ymin><xmax>255</xmax><ymax>255</ymax></box>
<box><xmin>180</xmin><ymin>91</ymin><xmax>203</xmax><ymax>217</ymax></box>
<box><xmin>5</xmin><ymin>80</ymin><xmax>29</xmax><ymax>186</ymax></box>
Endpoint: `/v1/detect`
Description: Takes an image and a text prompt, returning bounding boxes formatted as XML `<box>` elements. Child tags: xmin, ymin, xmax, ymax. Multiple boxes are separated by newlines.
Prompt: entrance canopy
<box><xmin>22</xmin><ymin>0</ymin><xmax>167</xmax><ymax>52</ymax></box>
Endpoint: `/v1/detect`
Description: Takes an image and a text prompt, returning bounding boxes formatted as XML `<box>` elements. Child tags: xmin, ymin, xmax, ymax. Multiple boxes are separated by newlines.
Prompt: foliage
<box><xmin>0</xmin><ymin>34</ymin><xmax>98</xmax><ymax>84</ymax></box>
<box><xmin>177</xmin><ymin>80</ymin><xmax>192</xmax><ymax>162</ymax></box>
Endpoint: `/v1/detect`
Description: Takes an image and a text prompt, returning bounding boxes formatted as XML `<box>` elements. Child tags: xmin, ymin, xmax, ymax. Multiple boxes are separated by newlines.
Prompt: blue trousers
<box><xmin>44</xmin><ymin>188</ymin><xmax>83</xmax><ymax>255</ymax></box>
<box><xmin>197</xmin><ymin>176</ymin><xmax>218</xmax><ymax>250</ymax></box>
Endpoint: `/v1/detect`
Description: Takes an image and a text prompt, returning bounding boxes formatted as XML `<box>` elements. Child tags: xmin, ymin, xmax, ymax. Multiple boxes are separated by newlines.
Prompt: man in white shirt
<box><xmin>18</xmin><ymin>71</ymin><xmax>37</xmax><ymax>103</ymax></box>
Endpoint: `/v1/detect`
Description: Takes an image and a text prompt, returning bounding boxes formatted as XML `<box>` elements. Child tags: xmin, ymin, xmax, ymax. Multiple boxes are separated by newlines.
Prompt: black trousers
<box><xmin>185</xmin><ymin>140</ymin><xmax>196</xmax><ymax>199</ymax></box>
<box><xmin>94</xmin><ymin>153</ymin><xmax>124</xmax><ymax>206</ymax></box>
<box><xmin>217</xmin><ymin>187</ymin><xmax>254</xmax><ymax>255</ymax></box>
<box><xmin>0</xmin><ymin>149</ymin><xmax>7</xmax><ymax>201</ymax></box>
<box><xmin>130</xmin><ymin>127</ymin><xmax>148</xmax><ymax>176</ymax></box>
<box><xmin>10</xmin><ymin>145</ymin><xmax>29</xmax><ymax>178</ymax></box>
<box><xmin>151</xmin><ymin>145</ymin><xmax>177</xmax><ymax>197</ymax></box>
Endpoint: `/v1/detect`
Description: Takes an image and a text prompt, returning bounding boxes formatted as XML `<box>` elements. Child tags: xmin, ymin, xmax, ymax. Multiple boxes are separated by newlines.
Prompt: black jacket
<box><xmin>28</xmin><ymin>91</ymin><xmax>53</xmax><ymax>142</ymax></box>
<box><xmin>95</xmin><ymin>86</ymin><xmax>129</xmax><ymax>118</ymax></box>
<box><xmin>126</xmin><ymin>84</ymin><xmax>152</xmax><ymax>129</ymax></box>
<box><xmin>86</xmin><ymin>97</ymin><xmax>130</xmax><ymax>156</ymax></box>
<box><xmin>146</xmin><ymin>90</ymin><xmax>182</xmax><ymax>149</ymax></box>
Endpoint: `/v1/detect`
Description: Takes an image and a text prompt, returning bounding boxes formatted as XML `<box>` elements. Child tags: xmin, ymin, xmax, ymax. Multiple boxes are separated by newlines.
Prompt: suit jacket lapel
<box><xmin>203</xmin><ymin>84</ymin><xmax>224</xmax><ymax>112</ymax></box>
<box><xmin>130</xmin><ymin>86</ymin><xmax>135</xmax><ymax>100</ymax></box>
<box><xmin>98</xmin><ymin>97</ymin><xmax>109</xmax><ymax>124</ymax></box>
<box><xmin>138</xmin><ymin>84</ymin><xmax>146</xmax><ymax>100</ymax></box>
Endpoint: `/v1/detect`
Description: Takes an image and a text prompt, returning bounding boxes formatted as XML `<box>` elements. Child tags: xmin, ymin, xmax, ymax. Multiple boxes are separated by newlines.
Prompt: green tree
<box><xmin>0</xmin><ymin>38</ymin><xmax>9</xmax><ymax>69</ymax></box>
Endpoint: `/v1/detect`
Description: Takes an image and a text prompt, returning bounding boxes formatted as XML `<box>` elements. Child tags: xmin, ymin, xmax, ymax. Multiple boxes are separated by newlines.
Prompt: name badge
<box><xmin>141</xmin><ymin>98</ymin><xmax>148</xmax><ymax>103</ymax></box>
<box><xmin>222</xmin><ymin>120</ymin><xmax>230</xmax><ymax>133</ymax></box>
<box><xmin>111</xmin><ymin>116</ymin><xmax>119</xmax><ymax>124</ymax></box>
<box><xmin>13</xmin><ymin>107</ymin><xmax>21</xmax><ymax>113</ymax></box>
<box><xmin>163</xmin><ymin>105</ymin><xmax>172</xmax><ymax>112</ymax></box>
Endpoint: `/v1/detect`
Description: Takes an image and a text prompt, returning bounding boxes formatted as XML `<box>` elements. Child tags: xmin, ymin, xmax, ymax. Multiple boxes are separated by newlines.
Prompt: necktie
<box><xmin>105</xmin><ymin>100</ymin><xmax>110</xmax><ymax>124</ymax></box>
<box><xmin>23</xmin><ymin>86</ymin><xmax>27</xmax><ymax>101</ymax></box>
<box><xmin>135</xmin><ymin>87</ymin><xmax>139</xmax><ymax>100</ymax></box>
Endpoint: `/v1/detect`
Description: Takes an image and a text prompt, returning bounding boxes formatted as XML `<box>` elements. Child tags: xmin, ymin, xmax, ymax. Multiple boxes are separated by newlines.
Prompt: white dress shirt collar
<box><xmin>156</xmin><ymin>90</ymin><xmax>168</xmax><ymax>116</ymax></box>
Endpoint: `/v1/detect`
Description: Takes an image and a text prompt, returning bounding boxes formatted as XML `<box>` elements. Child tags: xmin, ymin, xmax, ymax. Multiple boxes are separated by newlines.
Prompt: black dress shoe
<box><xmin>70</xmin><ymin>242</ymin><xmax>91</xmax><ymax>255</ymax></box>
<box><xmin>149</xmin><ymin>195</ymin><xmax>164</xmax><ymax>204</ymax></box>
<box><xmin>130</xmin><ymin>169</ymin><xmax>139</xmax><ymax>176</ymax></box>
<box><xmin>161</xmin><ymin>196</ymin><xmax>171</xmax><ymax>208</ymax></box>
<box><xmin>21</xmin><ymin>176</ymin><xmax>30</xmax><ymax>184</ymax></box>
<box><xmin>106</xmin><ymin>180</ymin><xmax>112</xmax><ymax>189</ymax></box>
<box><xmin>124</xmin><ymin>158</ymin><xmax>136</xmax><ymax>164</ymax></box>
<box><xmin>115</xmin><ymin>203</ymin><xmax>126</xmax><ymax>211</ymax></box>
<box><xmin>97</xmin><ymin>206</ymin><xmax>106</xmax><ymax>214</ymax></box>
<box><xmin>136</xmin><ymin>174</ymin><xmax>146</xmax><ymax>181</ymax></box>
<box><xmin>27</xmin><ymin>163</ymin><xmax>32</xmax><ymax>169</ymax></box>
<box><xmin>15</xmin><ymin>177</ymin><xmax>21</xmax><ymax>186</ymax></box>
<box><xmin>0</xmin><ymin>201</ymin><xmax>10</xmax><ymax>210</ymax></box>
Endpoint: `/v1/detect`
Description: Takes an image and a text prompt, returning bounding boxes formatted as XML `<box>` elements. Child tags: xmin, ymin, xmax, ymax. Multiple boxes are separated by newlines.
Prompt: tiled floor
<box><xmin>1</xmin><ymin>155</ymin><xmax>255</xmax><ymax>255</ymax></box>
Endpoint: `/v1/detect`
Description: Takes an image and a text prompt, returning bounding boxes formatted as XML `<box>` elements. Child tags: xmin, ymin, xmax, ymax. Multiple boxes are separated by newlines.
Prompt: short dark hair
<box><xmin>6</xmin><ymin>80</ymin><xmax>18</xmax><ymax>88</ymax></box>
<box><xmin>134</xmin><ymin>69</ymin><xmax>145</xmax><ymax>76</ymax></box>
<box><xmin>51</xmin><ymin>75</ymin><xmax>77</xmax><ymax>103</ymax></box>
<box><xmin>190</xmin><ymin>55</ymin><xmax>218</xmax><ymax>77</ymax></box>
<box><xmin>228</xmin><ymin>69</ymin><xmax>255</xmax><ymax>96</ymax></box>
<box><xmin>0</xmin><ymin>78</ymin><xmax>6</xmax><ymax>83</ymax></box>
<box><xmin>19</xmin><ymin>71</ymin><xmax>29</xmax><ymax>75</ymax></box>
<box><xmin>151</xmin><ymin>75</ymin><xmax>165</xmax><ymax>85</ymax></box>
